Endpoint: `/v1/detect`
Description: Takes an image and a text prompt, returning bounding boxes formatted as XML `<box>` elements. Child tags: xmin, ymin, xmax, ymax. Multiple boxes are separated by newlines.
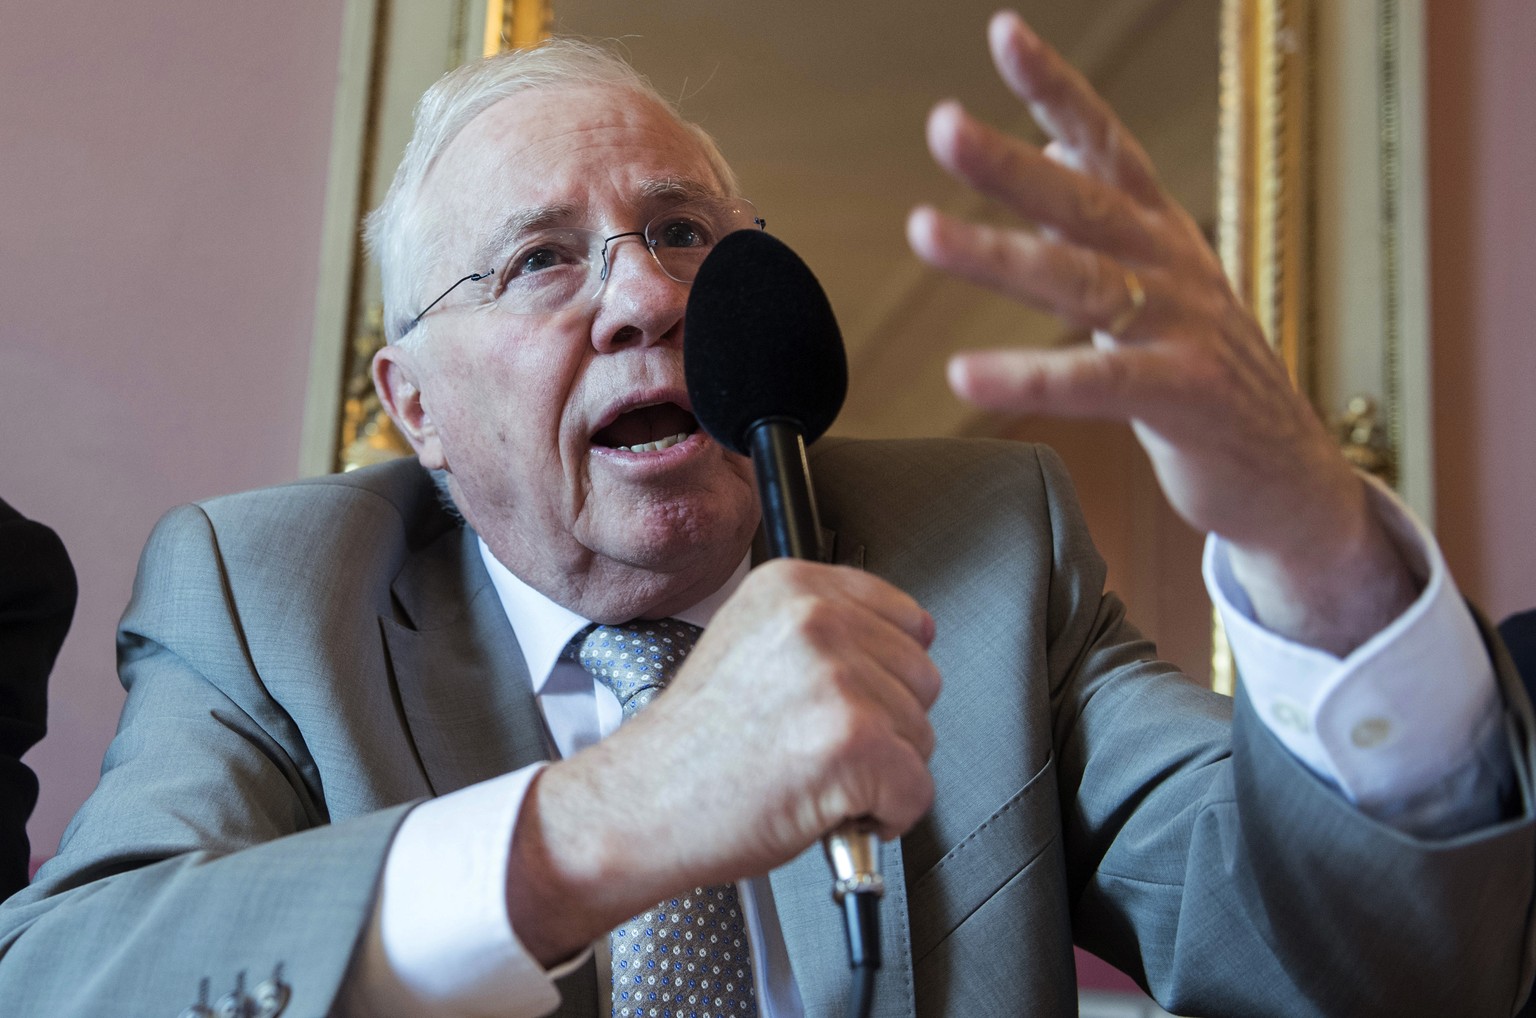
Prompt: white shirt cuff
<box><xmin>344</xmin><ymin>764</ymin><xmax>589</xmax><ymax>1017</ymax></box>
<box><xmin>1204</xmin><ymin>477</ymin><xmax>1500</xmax><ymax>815</ymax></box>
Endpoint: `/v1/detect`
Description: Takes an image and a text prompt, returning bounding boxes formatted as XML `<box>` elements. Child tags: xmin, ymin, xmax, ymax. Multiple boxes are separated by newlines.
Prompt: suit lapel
<box><xmin>382</xmin><ymin>525</ymin><xmax>553</xmax><ymax>796</ymax></box>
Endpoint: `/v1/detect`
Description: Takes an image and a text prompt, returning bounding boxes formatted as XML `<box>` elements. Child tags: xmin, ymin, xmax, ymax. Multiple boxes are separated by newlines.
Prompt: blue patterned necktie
<box><xmin>568</xmin><ymin>619</ymin><xmax>759</xmax><ymax>1018</ymax></box>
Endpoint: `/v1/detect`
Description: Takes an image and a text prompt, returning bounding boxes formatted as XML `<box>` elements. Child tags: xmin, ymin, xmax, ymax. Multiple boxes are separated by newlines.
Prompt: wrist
<box><xmin>506</xmin><ymin>764</ymin><xmax>613</xmax><ymax>967</ymax></box>
<box><xmin>506</xmin><ymin>747</ymin><xmax>682</xmax><ymax>967</ymax></box>
<box><xmin>1226</xmin><ymin>473</ymin><xmax>1421</xmax><ymax>655</ymax></box>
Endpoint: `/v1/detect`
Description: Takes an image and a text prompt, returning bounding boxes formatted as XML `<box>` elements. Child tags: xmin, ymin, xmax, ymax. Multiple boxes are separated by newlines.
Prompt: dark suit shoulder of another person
<box><xmin>1500</xmin><ymin>609</ymin><xmax>1536</xmax><ymax>687</ymax></box>
<box><xmin>0</xmin><ymin>498</ymin><xmax>77</xmax><ymax>899</ymax></box>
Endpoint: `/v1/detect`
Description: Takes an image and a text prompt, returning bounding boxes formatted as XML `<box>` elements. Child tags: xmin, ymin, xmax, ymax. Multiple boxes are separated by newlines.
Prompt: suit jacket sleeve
<box><xmin>1029</xmin><ymin>444</ymin><xmax>1536</xmax><ymax>1015</ymax></box>
<box><xmin>806</xmin><ymin>437</ymin><xmax>1536</xmax><ymax>1017</ymax></box>
<box><xmin>0</xmin><ymin>499</ymin><xmax>413</xmax><ymax>1016</ymax></box>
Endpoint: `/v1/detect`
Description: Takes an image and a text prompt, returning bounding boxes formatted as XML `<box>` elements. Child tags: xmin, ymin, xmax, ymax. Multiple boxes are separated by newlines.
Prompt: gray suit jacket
<box><xmin>1</xmin><ymin>439</ymin><xmax>1532</xmax><ymax>1017</ymax></box>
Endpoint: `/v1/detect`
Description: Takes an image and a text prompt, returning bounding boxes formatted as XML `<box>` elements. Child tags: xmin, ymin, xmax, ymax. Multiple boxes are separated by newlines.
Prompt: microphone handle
<box><xmin>745</xmin><ymin>416</ymin><xmax>884</xmax><ymax>1009</ymax></box>
<box><xmin>746</xmin><ymin>418</ymin><xmax>823</xmax><ymax>561</ymax></box>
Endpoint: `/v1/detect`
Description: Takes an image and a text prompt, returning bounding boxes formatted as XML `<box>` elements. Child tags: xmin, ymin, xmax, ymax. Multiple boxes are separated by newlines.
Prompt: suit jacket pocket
<box><xmin>908</xmin><ymin>751</ymin><xmax>1063</xmax><ymax>963</ymax></box>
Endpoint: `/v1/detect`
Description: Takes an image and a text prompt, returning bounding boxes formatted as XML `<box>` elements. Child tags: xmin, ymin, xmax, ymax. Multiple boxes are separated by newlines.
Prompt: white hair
<box><xmin>364</xmin><ymin>38</ymin><xmax>740</xmax><ymax>347</ymax></box>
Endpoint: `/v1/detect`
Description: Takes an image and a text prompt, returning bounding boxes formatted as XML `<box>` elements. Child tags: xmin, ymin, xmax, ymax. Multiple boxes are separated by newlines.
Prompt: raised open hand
<box><xmin>909</xmin><ymin>10</ymin><xmax>1416</xmax><ymax>653</ymax></box>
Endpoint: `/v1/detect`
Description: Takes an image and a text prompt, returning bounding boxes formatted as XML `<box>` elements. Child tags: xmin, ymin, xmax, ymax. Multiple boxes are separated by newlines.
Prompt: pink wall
<box><xmin>1428</xmin><ymin>0</ymin><xmax>1536</xmax><ymax>621</ymax></box>
<box><xmin>1</xmin><ymin>3</ymin><xmax>346</xmax><ymax>856</ymax></box>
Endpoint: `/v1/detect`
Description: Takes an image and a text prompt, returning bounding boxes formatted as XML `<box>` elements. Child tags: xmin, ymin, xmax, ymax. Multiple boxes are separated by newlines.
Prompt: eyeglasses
<box><xmin>403</xmin><ymin>196</ymin><xmax>765</xmax><ymax>334</ymax></box>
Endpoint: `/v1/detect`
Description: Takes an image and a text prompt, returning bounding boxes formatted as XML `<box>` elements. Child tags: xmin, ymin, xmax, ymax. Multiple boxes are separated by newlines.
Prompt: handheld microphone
<box><xmin>684</xmin><ymin>229</ymin><xmax>882</xmax><ymax>1016</ymax></box>
<box><xmin>684</xmin><ymin>228</ymin><xmax>846</xmax><ymax>559</ymax></box>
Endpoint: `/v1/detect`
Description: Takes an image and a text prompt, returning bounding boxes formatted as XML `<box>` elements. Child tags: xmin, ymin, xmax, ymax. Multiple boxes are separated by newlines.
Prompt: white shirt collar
<box><xmin>477</xmin><ymin>537</ymin><xmax>751</xmax><ymax>694</ymax></box>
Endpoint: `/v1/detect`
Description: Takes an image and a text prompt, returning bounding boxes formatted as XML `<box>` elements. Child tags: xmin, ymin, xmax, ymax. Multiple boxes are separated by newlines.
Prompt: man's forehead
<box><xmin>433</xmin><ymin>86</ymin><xmax>715</xmax><ymax>198</ymax></box>
<box><xmin>420</xmin><ymin>84</ymin><xmax>723</xmax><ymax>248</ymax></box>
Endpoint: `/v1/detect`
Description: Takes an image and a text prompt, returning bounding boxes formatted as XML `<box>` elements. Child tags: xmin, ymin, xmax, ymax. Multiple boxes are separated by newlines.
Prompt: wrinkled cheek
<box><xmin>689</xmin><ymin>459</ymin><xmax>762</xmax><ymax>543</ymax></box>
<box><xmin>724</xmin><ymin>451</ymin><xmax>755</xmax><ymax>489</ymax></box>
<box><xmin>720</xmin><ymin>455</ymin><xmax>758</xmax><ymax>513</ymax></box>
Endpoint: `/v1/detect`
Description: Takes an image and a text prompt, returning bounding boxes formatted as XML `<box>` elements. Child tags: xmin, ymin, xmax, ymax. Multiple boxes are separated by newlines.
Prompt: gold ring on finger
<box><xmin>1106</xmin><ymin>268</ymin><xmax>1146</xmax><ymax>337</ymax></box>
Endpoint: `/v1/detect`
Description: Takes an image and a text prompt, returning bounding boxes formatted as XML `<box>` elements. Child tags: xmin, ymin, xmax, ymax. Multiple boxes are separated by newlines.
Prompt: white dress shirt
<box><xmin>344</xmin><ymin>482</ymin><xmax>1503</xmax><ymax>1017</ymax></box>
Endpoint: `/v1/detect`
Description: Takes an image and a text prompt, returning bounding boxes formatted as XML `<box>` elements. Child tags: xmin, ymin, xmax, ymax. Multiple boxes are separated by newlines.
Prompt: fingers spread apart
<box><xmin>946</xmin><ymin>343</ymin><xmax>1194</xmax><ymax>421</ymax></box>
<box><xmin>986</xmin><ymin>10</ymin><xmax>1164</xmax><ymax>207</ymax></box>
<box><xmin>908</xmin><ymin>206</ymin><xmax>1161</xmax><ymax>337</ymax></box>
<box><xmin>925</xmin><ymin>100</ymin><xmax>1166</xmax><ymax>264</ymax></box>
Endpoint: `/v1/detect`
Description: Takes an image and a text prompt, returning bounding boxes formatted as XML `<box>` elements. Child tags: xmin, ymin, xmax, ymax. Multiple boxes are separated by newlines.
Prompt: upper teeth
<box><xmin>616</xmin><ymin>432</ymin><xmax>689</xmax><ymax>453</ymax></box>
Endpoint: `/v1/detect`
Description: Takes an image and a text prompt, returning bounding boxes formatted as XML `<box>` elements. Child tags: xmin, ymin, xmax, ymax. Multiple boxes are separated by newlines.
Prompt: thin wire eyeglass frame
<box><xmin>402</xmin><ymin>197</ymin><xmax>765</xmax><ymax>335</ymax></box>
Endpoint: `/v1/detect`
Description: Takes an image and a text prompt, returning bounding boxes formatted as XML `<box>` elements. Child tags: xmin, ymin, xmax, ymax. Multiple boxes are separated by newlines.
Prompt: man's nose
<box><xmin>592</xmin><ymin>235</ymin><xmax>687</xmax><ymax>349</ymax></box>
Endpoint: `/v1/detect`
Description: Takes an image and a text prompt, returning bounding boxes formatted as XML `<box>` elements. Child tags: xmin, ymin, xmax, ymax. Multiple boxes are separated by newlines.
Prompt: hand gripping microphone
<box><xmin>684</xmin><ymin>229</ymin><xmax>882</xmax><ymax>1018</ymax></box>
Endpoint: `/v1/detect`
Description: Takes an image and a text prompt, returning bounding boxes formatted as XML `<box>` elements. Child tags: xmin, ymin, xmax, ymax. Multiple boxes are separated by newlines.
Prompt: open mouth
<box><xmin>591</xmin><ymin>401</ymin><xmax>699</xmax><ymax>453</ymax></box>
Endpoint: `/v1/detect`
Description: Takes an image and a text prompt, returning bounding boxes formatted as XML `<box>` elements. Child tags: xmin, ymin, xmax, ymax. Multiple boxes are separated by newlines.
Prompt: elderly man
<box><xmin>1</xmin><ymin>11</ymin><xmax>1530</xmax><ymax>1018</ymax></box>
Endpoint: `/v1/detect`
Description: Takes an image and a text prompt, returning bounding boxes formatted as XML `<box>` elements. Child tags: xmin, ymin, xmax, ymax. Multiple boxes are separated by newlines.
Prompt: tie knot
<box><xmin>567</xmin><ymin>618</ymin><xmax>702</xmax><ymax>718</ymax></box>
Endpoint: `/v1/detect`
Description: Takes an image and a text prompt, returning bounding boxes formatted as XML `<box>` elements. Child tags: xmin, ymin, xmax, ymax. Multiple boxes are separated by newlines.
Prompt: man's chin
<box><xmin>569</xmin><ymin>526</ymin><xmax>752</xmax><ymax>622</ymax></box>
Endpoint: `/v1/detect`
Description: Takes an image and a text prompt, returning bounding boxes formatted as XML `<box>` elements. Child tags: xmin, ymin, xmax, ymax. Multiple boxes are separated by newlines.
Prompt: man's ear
<box><xmin>373</xmin><ymin>345</ymin><xmax>446</xmax><ymax>470</ymax></box>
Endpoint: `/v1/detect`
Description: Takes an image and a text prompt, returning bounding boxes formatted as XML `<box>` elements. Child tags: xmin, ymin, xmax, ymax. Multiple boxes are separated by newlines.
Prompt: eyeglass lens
<box><xmin>495</xmin><ymin>197</ymin><xmax>761</xmax><ymax>316</ymax></box>
<box><xmin>405</xmin><ymin>197</ymin><xmax>763</xmax><ymax>332</ymax></box>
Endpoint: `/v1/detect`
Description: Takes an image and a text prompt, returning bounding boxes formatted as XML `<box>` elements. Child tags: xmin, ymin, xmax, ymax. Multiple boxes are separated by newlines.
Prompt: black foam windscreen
<box><xmin>684</xmin><ymin>230</ymin><xmax>848</xmax><ymax>456</ymax></box>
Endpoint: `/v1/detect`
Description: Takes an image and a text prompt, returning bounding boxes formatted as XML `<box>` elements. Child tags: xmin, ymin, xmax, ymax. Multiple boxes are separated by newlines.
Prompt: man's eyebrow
<box><xmin>468</xmin><ymin>181</ymin><xmax>723</xmax><ymax>268</ymax></box>
<box><xmin>637</xmin><ymin>178</ymin><xmax>725</xmax><ymax>205</ymax></box>
<box><xmin>473</xmin><ymin>201</ymin><xmax>584</xmax><ymax>268</ymax></box>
